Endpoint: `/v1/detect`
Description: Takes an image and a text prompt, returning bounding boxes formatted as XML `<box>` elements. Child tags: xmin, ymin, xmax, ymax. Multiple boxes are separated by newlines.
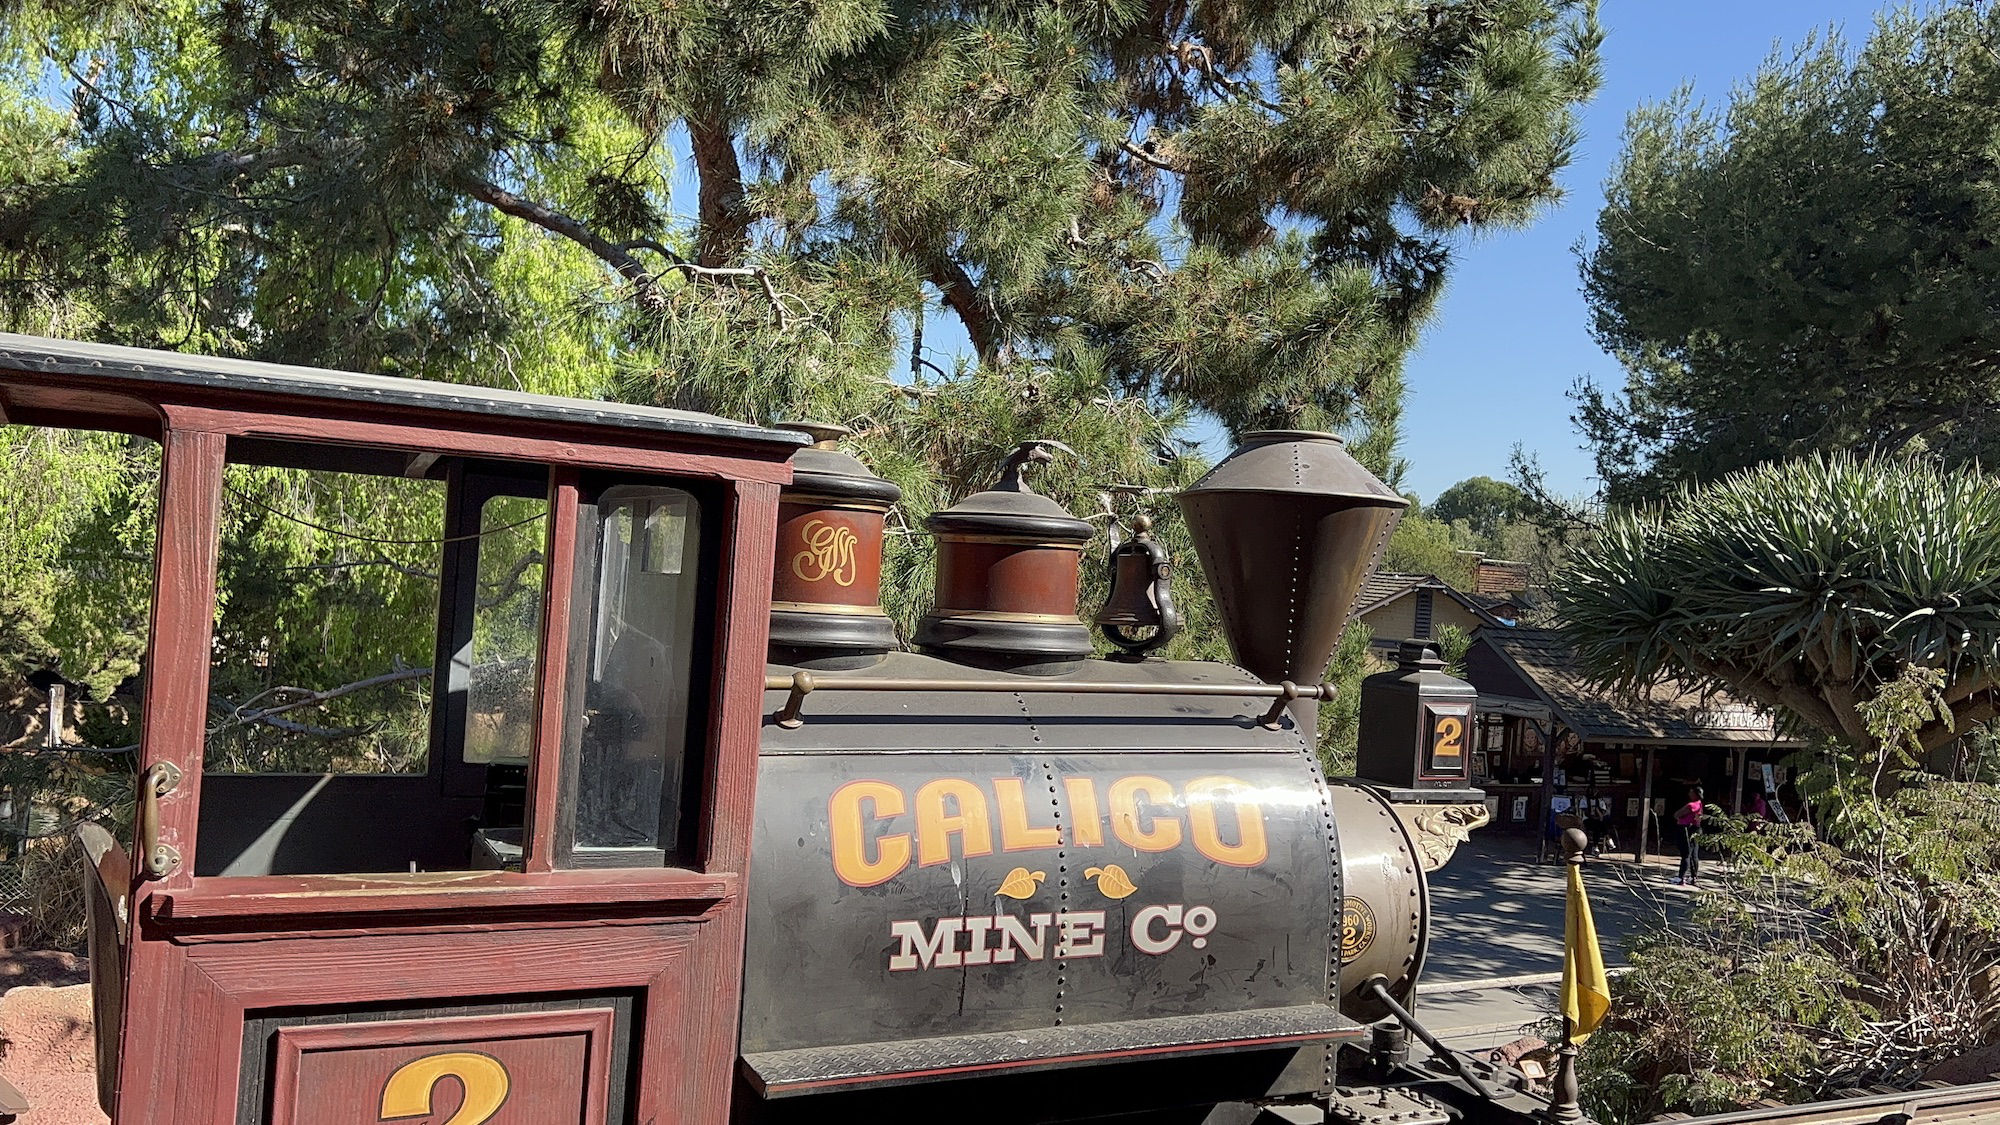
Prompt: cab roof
<box><xmin>0</xmin><ymin>333</ymin><xmax>804</xmax><ymax>451</ymax></box>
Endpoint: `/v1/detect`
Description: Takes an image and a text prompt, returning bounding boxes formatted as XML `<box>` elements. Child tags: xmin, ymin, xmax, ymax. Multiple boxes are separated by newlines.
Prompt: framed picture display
<box><xmin>1511</xmin><ymin>796</ymin><xmax>1530</xmax><ymax>822</ymax></box>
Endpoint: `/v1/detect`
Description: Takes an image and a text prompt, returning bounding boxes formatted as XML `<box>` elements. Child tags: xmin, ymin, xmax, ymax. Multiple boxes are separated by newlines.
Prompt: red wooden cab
<box><xmin>0</xmin><ymin>334</ymin><xmax>801</xmax><ymax>1125</ymax></box>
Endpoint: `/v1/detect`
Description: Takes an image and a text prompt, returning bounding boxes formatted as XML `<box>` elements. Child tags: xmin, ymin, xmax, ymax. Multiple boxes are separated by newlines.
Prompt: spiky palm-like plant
<box><xmin>1551</xmin><ymin>454</ymin><xmax>2000</xmax><ymax>755</ymax></box>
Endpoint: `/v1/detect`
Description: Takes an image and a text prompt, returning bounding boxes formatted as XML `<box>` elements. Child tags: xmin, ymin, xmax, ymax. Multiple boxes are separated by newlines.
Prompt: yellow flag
<box><xmin>1560</xmin><ymin>862</ymin><xmax>1612</xmax><ymax>1041</ymax></box>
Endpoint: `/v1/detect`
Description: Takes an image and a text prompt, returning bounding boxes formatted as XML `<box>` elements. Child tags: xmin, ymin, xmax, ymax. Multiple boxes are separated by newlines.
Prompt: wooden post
<box><xmin>43</xmin><ymin>683</ymin><xmax>63</xmax><ymax>749</ymax></box>
<box><xmin>1731</xmin><ymin>747</ymin><xmax>1747</xmax><ymax>814</ymax></box>
<box><xmin>1634</xmin><ymin>746</ymin><xmax>1655</xmax><ymax>865</ymax></box>
<box><xmin>1536</xmin><ymin>720</ymin><xmax>1559</xmax><ymax>865</ymax></box>
<box><xmin>524</xmin><ymin>469</ymin><xmax>582</xmax><ymax>874</ymax></box>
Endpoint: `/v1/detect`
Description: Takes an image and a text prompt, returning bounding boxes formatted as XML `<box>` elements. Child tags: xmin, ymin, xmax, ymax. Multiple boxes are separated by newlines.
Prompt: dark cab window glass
<box><xmin>559</xmin><ymin>486</ymin><xmax>703</xmax><ymax>866</ymax></box>
<box><xmin>464</xmin><ymin>494</ymin><xmax>547</xmax><ymax>767</ymax></box>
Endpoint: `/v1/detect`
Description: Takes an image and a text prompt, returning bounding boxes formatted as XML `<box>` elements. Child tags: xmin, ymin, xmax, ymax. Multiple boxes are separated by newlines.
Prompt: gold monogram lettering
<box><xmin>792</xmin><ymin>519</ymin><xmax>859</xmax><ymax>587</ymax></box>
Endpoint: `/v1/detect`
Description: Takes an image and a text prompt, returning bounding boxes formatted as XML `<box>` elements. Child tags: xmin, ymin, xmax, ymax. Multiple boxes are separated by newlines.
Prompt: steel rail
<box><xmin>763</xmin><ymin>671</ymin><xmax>1334</xmax><ymax>730</ymax></box>
<box><xmin>1662</xmin><ymin>1077</ymin><xmax>2000</xmax><ymax>1124</ymax></box>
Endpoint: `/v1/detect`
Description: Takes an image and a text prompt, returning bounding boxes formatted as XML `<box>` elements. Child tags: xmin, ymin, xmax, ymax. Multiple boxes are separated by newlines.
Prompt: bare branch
<box><xmin>458</xmin><ymin>174</ymin><xmax>665</xmax><ymax>310</ymax></box>
<box><xmin>619</xmin><ymin>240</ymin><xmax>807</xmax><ymax>330</ymax></box>
<box><xmin>460</xmin><ymin>176</ymin><xmax>803</xmax><ymax>327</ymax></box>
<box><xmin>284</xmin><ymin>556</ymin><xmax>439</xmax><ymax>581</ymax></box>
<box><xmin>210</xmin><ymin>666</ymin><xmax>434</xmax><ymax>740</ymax></box>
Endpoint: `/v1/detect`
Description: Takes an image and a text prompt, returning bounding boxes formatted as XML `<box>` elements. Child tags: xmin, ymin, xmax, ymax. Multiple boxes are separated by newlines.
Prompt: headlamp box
<box><xmin>1356</xmin><ymin>640</ymin><xmax>1483</xmax><ymax>798</ymax></box>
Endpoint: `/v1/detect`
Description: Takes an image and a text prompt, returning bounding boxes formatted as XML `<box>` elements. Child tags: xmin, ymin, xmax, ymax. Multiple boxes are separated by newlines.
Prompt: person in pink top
<box><xmin>1673</xmin><ymin>784</ymin><xmax>1705</xmax><ymax>885</ymax></box>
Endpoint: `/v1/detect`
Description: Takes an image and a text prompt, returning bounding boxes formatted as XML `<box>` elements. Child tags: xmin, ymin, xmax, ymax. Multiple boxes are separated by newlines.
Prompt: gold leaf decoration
<box><xmin>1084</xmin><ymin>864</ymin><xmax>1139</xmax><ymax>899</ymax></box>
<box><xmin>995</xmin><ymin>867</ymin><xmax>1047</xmax><ymax>900</ymax></box>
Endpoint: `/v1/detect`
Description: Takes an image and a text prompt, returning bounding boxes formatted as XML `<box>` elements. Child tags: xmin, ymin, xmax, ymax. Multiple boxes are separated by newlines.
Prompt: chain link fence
<box><xmin>1</xmin><ymin>834</ymin><xmax>89</xmax><ymax>951</ymax></box>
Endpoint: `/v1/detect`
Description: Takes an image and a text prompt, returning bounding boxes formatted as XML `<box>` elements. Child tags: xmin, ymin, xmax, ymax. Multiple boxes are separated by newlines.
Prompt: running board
<box><xmin>741</xmin><ymin>1004</ymin><xmax>1362</xmax><ymax>1098</ymax></box>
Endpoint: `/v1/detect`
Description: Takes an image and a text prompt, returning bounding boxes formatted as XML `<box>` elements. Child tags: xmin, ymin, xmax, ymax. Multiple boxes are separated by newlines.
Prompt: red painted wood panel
<box><xmin>164</xmin><ymin>403</ymin><xmax>792</xmax><ymax>484</ymax></box>
<box><xmin>119</xmin><ymin>425</ymin><xmax>227</xmax><ymax>1123</ymax></box>
<box><xmin>122</xmin><ymin>922</ymin><xmax>707</xmax><ymax>1124</ymax></box>
<box><xmin>103</xmin><ymin>398</ymin><xmax>792</xmax><ymax>1125</ymax></box>
<box><xmin>150</xmin><ymin>867</ymin><xmax>734</xmax><ymax>922</ymax></box>
<box><xmin>525</xmin><ymin>470</ymin><xmax>582</xmax><ymax>874</ymax></box>
<box><xmin>700</xmin><ymin>479</ymin><xmax>780</xmax><ymax>873</ymax></box>
<box><xmin>269</xmin><ymin>1009</ymin><xmax>614</xmax><ymax>1125</ymax></box>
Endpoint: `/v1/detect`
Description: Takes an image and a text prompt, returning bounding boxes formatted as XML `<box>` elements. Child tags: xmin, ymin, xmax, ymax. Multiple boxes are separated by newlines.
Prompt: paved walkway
<box><xmin>1412</xmin><ymin>831</ymin><xmax>1703</xmax><ymax>1050</ymax></box>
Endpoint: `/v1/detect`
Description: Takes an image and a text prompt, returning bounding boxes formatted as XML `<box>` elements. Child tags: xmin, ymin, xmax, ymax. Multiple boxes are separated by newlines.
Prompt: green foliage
<box><xmin>1430</xmin><ymin>476</ymin><xmax>1526</xmax><ymax>541</ymax></box>
<box><xmin>1579</xmin><ymin>5</ymin><xmax>2000</xmax><ymax>502</ymax></box>
<box><xmin>1550</xmin><ymin>454</ymin><xmax>2000</xmax><ymax>756</ymax></box>
<box><xmin>1434</xmin><ymin>623</ymin><xmax>1472</xmax><ymax>677</ymax></box>
<box><xmin>0</xmin><ymin>0</ymin><xmax>1600</xmax><ymax>461</ymax></box>
<box><xmin>1316</xmin><ymin>624</ymin><xmax>1379</xmax><ymax>778</ymax></box>
<box><xmin>0</xmin><ymin>0</ymin><xmax>1600</xmax><ymax>789</ymax></box>
<box><xmin>1587</xmin><ymin>718</ymin><xmax>2000</xmax><ymax>1118</ymax></box>
<box><xmin>0</xmin><ymin>429</ymin><xmax>157</xmax><ymax>700</ymax></box>
<box><xmin>205</xmin><ymin>468</ymin><xmax>448</xmax><ymax>773</ymax></box>
<box><xmin>1381</xmin><ymin>510</ymin><xmax>1479</xmax><ymax>587</ymax></box>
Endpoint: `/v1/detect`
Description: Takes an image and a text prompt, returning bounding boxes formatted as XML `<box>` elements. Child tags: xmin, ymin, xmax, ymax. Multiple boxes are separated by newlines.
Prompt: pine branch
<box><xmin>460</xmin><ymin>175</ymin><xmax>803</xmax><ymax>328</ymax></box>
<box><xmin>457</xmin><ymin>174</ymin><xmax>666</xmax><ymax>310</ymax></box>
<box><xmin>1119</xmin><ymin>138</ymin><xmax>1181</xmax><ymax>172</ymax></box>
<box><xmin>1163</xmin><ymin>40</ymin><xmax>1284</xmax><ymax>114</ymax></box>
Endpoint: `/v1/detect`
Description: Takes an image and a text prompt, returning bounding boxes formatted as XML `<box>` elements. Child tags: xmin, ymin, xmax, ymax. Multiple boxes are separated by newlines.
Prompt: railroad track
<box><xmin>1659</xmin><ymin>1077</ymin><xmax>2000</xmax><ymax>1124</ymax></box>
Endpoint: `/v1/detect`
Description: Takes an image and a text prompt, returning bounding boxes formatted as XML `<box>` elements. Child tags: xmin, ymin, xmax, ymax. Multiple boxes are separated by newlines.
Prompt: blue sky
<box><xmin>1397</xmin><ymin>0</ymin><xmax>1904</xmax><ymax>505</ymax></box>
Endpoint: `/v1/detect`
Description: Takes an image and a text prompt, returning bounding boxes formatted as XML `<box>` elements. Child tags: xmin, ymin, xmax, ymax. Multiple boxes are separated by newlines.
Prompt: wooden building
<box><xmin>1460</xmin><ymin>628</ymin><xmax>1804</xmax><ymax>862</ymax></box>
<box><xmin>1349</xmin><ymin>573</ymin><xmax>1510</xmax><ymax>652</ymax></box>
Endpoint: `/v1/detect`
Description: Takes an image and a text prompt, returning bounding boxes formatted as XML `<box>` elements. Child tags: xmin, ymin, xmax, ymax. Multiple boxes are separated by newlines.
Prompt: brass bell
<box><xmin>1095</xmin><ymin>514</ymin><xmax>1180</xmax><ymax>658</ymax></box>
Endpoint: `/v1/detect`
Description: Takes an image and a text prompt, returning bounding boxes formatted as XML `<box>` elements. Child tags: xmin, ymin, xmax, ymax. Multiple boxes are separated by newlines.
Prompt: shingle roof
<box><xmin>1349</xmin><ymin>571</ymin><xmax>1512</xmax><ymax>629</ymax></box>
<box><xmin>1472</xmin><ymin>628</ymin><xmax>1800</xmax><ymax>746</ymax></box>
<box><xmin>1349</xmin><ymin>572</ymin><xmax>1434</xmax><ymax>617</ymax></box>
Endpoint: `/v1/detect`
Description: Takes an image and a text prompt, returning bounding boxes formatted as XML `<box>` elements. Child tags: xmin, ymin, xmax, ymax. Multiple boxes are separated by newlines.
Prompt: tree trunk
<box><xmin>927</xmin><ymin>255</ymin><xmax>1003</xmax><ymax>363</ymax></box>
<box><xmin>690</xmin><ymin>115</ymin><xmax>748</xmax><ymax>268</ymax></box>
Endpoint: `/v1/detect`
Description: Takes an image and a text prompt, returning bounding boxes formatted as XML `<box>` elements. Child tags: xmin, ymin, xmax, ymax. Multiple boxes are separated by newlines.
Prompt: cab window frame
<box><xmin>94</xmin><ymin>389</ymin><xmax>784</xmax><ymax>911</ymax></box>
<box><xmin>538</xmin><ymin>472</ymin><xmax>723</xmax><ymax>871</ymax></box>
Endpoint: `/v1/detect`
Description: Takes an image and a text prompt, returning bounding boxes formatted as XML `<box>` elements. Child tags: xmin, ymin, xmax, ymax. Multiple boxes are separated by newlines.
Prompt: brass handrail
<box><xmin>764</xmin><ymin>671</ymin><xmax>1333</xmax><ymax>730</ymax></box>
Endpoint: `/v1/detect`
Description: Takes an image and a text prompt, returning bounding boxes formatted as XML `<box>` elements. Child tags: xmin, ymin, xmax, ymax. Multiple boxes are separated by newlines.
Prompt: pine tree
<box><xmin>0</xmin><ymin>0</ymin><xmax>1601</xmax><ymax>677</ymax></box>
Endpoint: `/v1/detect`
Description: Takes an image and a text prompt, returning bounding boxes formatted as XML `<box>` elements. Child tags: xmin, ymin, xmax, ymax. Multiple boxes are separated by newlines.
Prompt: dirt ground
<box><xmin>0</xmin><ymin>951</ymin><xmax>105</xmax><ymax>1125</ymax></box>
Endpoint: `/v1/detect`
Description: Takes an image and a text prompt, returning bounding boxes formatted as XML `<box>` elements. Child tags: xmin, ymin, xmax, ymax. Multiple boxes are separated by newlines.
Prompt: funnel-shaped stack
<box><xmin>1176</xmin><ymin>431</ymin><xmax>1407</xmax><ymax>691</ymax></box>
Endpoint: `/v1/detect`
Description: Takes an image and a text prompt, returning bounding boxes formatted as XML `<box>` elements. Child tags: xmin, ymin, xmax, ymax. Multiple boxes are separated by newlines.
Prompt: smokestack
<box><xmin>1176</xmin><ymin>431</ymin><xmax>1407</xmax><ymax>730</ymax></box>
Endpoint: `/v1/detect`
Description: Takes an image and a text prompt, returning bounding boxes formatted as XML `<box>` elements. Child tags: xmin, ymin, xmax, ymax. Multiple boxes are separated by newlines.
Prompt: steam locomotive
<box><xmin>735</xmin><ymin>427</ymin><xmax>1531</xmax><ymax>1125</ymax></box>
<box><xmin>0</xmin><ymin>334</ymin><xmax>1542</xmax><ymax>1125</ymax></box>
